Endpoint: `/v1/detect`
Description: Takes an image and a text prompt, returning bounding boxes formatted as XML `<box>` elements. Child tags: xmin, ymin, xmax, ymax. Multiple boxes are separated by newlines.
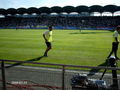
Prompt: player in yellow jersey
<box><xmin>108</xmin><ymin>25</ymin><xmax>120</xmax><ymax>60</ymax></box>
<box><xmin>43</xmin><ymin>26</ymin><xmax>53</xmax><ymax>57</ymax></box>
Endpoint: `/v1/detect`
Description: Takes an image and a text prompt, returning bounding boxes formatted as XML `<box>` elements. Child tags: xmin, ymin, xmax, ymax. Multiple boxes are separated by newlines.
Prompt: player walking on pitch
<box><xmin>43</xmin><ymin>26</ymin><xmax>53</xmax><ymax>57</ymax></box>
<box><xmin>107</xmin><ymin>25</ymin><xmax>120</xmax><ymax>60</ymax></box>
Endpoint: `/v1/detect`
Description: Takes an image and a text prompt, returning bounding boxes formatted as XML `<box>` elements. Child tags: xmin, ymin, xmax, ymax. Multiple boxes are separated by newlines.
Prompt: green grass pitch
<box><xmin>0</xmin><ymin>29</ymin><xmax>120</xmax><ymax>67</ymax></box>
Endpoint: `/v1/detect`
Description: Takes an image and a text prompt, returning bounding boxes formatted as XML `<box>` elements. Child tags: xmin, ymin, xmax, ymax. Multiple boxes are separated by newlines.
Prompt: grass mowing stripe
<box><xmin>0</xmin><ymin>29</ymin><xmax>119</xmax><ymax>67</ymax></box>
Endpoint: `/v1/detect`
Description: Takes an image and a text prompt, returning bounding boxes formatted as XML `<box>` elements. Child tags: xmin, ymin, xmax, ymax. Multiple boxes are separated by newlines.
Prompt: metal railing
<box><xmin>0</xmin><ymin>59</ymin><xmax>120</xmax><ymax>90</ymax></box>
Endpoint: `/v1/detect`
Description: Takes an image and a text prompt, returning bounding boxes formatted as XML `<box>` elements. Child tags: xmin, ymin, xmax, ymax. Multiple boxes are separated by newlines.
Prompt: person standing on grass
<box><xmin>43</xmin><ymin>26</ymin><xmax>53</xmax><ymax>57</ymax></box>
<box><xmin>107</xmin><ymin>25</ymin><xmax>120</xmax><ymax>60</ymax></box>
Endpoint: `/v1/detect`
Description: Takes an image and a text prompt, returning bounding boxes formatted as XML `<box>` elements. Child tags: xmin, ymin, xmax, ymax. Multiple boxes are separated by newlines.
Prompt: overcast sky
<box><xmin>0</xmin><ymin>0</ymin><xmax>120</xmax><ymax>9</ymax></box>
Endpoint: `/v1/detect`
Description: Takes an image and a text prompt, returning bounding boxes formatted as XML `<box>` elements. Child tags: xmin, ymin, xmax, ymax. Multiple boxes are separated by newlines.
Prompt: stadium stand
<box><xmin>0</xmin><ymin>15</ymin><xmax>120</xmax><ymax>30</ymax></box>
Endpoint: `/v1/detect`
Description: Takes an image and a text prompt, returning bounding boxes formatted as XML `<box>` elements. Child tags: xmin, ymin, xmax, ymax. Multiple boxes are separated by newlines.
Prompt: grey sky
<box><xmin>0</xmin><ymin>0</ymin><xmax>120</xmax><ymax>9</ymax></box>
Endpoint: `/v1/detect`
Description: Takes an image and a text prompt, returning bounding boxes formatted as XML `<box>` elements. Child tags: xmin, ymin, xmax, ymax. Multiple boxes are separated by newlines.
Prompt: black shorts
<box><xmin>112</xmin><ymin>42</ymin><xmax>119</xmax><ymax>51</ymax></box>
<box><xmin>45</xmin><ymin>42</ymin><xmax>51</xmax><ymax>47</ymax></box>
